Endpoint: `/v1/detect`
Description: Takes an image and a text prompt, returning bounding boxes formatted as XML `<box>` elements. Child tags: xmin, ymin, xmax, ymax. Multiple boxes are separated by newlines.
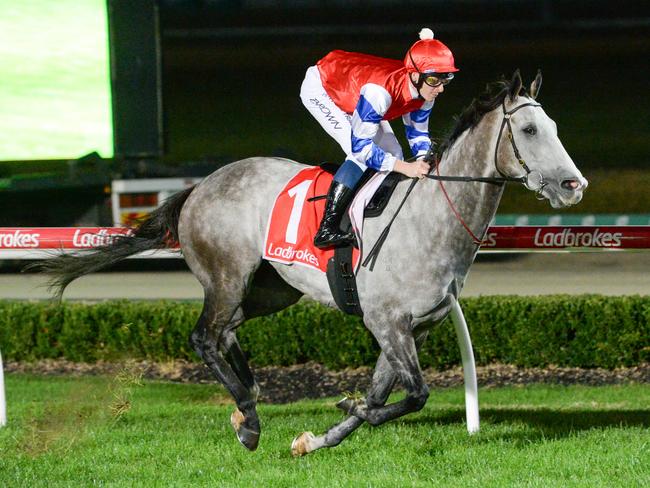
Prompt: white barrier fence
<box><xmin>0</xmin><ymin>349</ymin><xmax>5</xmax><ymax>427</ymax></box>
<box><xmin>2</xmin><ymin>225</ymin><xmax>650</xmax><ymax>431</ymax></box>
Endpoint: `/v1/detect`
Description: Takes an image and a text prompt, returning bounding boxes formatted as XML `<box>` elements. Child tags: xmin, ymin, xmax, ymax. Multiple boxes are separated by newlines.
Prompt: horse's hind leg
<box><xmin>221</xmin><ymin>312</ymin><xmax>259</xmax><ymax>400</ymax></box>
<box><xmin>189</xmin><ymin>261</ymin><xmax>302</xmax><ymax>451</ymax></box>
<box><xmin>219</xmin><ymin>308</ymin><xmax>263</xmax><ymax>439</ymax></box>
<box><xmin>190</xmin><ymin>296</ymin><xmax>261</xmax><ymax>451</ymax></box>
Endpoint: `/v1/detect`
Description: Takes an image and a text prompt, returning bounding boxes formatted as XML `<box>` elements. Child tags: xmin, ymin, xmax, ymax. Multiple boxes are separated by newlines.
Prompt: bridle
<box><xmin>363</xmin><ymin>98</ymin><xmax>546</xmax><ymax>268</ymax></box>
<box><xmin>424</xmin><ymin>98</ymin><xmax>545</xmax><ymax>191</ymax></box>
<box><xmin>424</xmin><ymin>98</ymin><xmax>546</xmax><ymax>245</ymax></box>
<box><xmin>493</xmin><ymin>99</ymin><xmax>546</xmax><ymax>198</ymax></box>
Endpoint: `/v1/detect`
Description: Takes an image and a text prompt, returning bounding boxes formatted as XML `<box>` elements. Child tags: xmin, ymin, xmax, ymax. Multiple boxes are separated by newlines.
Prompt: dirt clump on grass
<box><xmin>5</xmin><ymin>360</ymin><xmax>649</xmax><ymax>404</ymax></box>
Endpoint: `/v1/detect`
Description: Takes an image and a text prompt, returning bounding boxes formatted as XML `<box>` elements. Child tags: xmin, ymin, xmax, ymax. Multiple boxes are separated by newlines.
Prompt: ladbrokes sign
<box><xmin>480</xmin><ymin>226</ymin><xmax>642</xmax><ymax>250</ymax></box>
<box><xmin>0</xmin><ymin>230</ymin><xmax>40</xmax><ymax>248</ymax></box>
<box><xmin>0</xmin><ymin>228</ymin><xmax>131</xmax><ymax>250</ymax></box>
<box><xmin>532</xmin><ymin>227</ymin><xmax>623</xmax><ymax>248</ymax></box>
<box><xmin>72</xmin><ymin>229</ymin><xmax>125</xmax><ymax>248</ymax></box>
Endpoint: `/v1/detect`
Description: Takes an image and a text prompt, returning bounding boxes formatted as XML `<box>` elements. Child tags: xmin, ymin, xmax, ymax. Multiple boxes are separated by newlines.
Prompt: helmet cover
<box><xmin>404</xmin><ymin>28</ymin><xmax>459</xmax><ymax>74</ymax></box>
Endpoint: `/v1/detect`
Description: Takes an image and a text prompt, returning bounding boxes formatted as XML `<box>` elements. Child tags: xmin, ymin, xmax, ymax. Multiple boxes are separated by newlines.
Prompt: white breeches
<box><xmin>299</xmin><ymin>66</ymin><xmax>403</xmax><ymax>170</ymax></box>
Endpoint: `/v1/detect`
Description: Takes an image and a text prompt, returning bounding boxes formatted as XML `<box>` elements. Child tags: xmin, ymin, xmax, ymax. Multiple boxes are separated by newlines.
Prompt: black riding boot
<box><xmin>314</xmin><ymin>180</ymin><xmax>358</xmax><ymax>248</ymax></box>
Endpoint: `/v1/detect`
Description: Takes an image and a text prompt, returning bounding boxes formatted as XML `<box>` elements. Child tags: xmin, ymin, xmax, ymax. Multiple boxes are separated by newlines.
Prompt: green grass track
<box><xmin>0</xmin><ymin>375</ymin><xmax>648</xmax><ymax>487</ymax></box>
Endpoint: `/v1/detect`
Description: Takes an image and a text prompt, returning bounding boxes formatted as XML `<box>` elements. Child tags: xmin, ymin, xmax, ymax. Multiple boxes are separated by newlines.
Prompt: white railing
<box><xmin>0</xmin><ymin>349</ymin><xmax>6</xmax><ymax>427</ymax></box>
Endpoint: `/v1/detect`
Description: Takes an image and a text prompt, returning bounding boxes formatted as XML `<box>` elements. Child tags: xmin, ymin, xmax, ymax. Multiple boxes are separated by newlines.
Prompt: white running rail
<box><xmin>0</xmin><ymin>348</ymin><xmax>6</xmax><ymax>427</ymax></box>
<box><xmin>450</xmin><ymin>299</ymin><xmax>480</xmax><ymax>434</ymax></box>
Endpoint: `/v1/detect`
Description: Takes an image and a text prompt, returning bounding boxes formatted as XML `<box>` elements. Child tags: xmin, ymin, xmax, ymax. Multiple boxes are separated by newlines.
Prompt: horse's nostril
<box><xmin>561</xmin><ymin>179</ymin><xmax>580</xmax><ymax>191</ymax></box>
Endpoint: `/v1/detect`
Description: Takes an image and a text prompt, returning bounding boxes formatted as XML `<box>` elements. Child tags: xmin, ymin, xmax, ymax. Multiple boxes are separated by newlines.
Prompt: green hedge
<box><xmin>0</xmin><ymin>296</ymin><xmax>648</xmax><ymax>369</ymax></box>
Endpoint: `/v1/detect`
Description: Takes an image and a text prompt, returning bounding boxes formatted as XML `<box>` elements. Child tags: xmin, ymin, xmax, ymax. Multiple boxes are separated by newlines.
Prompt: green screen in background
<box><xmin>0</xmin><ymin>0</ymin><xmax>113</xmax><ymax>161</ymax></box>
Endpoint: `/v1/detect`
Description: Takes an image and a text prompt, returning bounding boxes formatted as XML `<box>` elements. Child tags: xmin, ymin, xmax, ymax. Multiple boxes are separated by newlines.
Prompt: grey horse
<box><xmin>36</xmin><ymin>70</ymin><xmax>587</xmax><ymax>456</ymax></box>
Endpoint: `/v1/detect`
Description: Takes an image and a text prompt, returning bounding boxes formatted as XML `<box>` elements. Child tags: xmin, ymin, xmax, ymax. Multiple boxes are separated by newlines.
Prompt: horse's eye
<box><xmin>523</xmin><ymin>125</ymin><xmax>537</xmax><ymax>135</ymax></box>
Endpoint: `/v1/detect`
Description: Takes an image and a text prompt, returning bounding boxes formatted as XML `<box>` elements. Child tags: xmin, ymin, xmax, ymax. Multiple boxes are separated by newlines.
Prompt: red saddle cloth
<box><xmin>263</xmin><ymin>166</ymin><xmax>360</xmax><ymax>273</ymax></box>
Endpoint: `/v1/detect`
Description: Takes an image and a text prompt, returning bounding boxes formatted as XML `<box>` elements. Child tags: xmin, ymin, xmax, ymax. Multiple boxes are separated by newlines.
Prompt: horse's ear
<box><xmin>530</xmin><ymin>69</ymin><xmax>542</xmax><ymax>100</ymax></box>
<box><xmin>509</xmin><ymin>69</ymin><xmax>523</xmax><ymax>101</ymax></box>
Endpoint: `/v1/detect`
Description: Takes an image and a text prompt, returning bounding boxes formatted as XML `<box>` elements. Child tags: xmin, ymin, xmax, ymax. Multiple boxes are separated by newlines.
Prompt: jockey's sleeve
<box><xmin>350</xmin><ymin>84</ymin><xmax>396</xmax><ymax>172</ymax></box>
<box><xmin>402</xmin><ymin>101</ymin><xmax>434</xmax><ymax>158</ymax></box>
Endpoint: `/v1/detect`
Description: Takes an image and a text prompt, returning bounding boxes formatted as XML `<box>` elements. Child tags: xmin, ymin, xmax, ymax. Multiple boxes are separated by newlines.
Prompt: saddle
<box><xmin>318</xmin><ymin>164</ymin><xmax>406</xmax><ymax>317</ymax></box>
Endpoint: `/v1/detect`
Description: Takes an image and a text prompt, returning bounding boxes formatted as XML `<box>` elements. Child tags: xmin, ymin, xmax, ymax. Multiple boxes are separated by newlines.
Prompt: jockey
<box><xmin>300</xmin><ymin>28</ymin><xmax>459</xmax><ymax>248</ymax></box>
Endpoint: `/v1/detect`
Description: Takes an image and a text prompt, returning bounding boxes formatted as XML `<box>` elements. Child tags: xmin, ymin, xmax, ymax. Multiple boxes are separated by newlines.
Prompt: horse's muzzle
<box><xmin>547</xmin><ymin>175</ymin><xmax>588</xmax><ymax>208</ymax></box>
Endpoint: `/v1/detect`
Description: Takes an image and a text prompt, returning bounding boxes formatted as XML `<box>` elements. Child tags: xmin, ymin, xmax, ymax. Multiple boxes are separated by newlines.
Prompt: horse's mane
<box><xmin>438</xmin><ymin>77</ymin><xmax>526</xmax><ymax>157</ymax></box>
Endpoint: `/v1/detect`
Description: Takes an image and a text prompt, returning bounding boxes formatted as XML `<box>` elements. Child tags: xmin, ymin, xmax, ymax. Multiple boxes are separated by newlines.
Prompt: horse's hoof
<box><xmin>291</xmin><ymin>431</ymin><xmax>316</xmax><ymax>457</ymax></box>
<box><xmin>231</xmin><ymin>409</ymin><xmax>260</xmax><ymax>451</ymax></box>
<box><xmin>236</xmin><ymin>425</ymin><xmax>260</xmax><ymax>451</ymax></box>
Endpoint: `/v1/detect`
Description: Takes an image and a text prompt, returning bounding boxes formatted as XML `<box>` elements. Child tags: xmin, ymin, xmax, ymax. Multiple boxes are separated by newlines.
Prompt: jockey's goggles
<box><xmin>421</xmin><ymin>72</ymin><xmax>454</xmax><ymax>87</ymax></box>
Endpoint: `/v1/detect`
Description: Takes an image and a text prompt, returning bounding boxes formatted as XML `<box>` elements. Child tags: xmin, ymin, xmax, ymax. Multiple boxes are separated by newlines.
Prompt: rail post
<box><xmin>0</xmin><ymin>348</ymin><xmax>6</xmax><ymax>427</ymax></box>
<box><xmin>450</xmin><ymin>299</ymin><xmax>479</xmax><ymax>434</ymax></box>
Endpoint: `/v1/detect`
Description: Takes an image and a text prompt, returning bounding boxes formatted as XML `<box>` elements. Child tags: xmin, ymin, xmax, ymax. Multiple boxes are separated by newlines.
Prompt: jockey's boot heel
<box><xmin>314</xmin><ymin>180</ymin><xmax>357</xmax><ymax>248</ymax></box>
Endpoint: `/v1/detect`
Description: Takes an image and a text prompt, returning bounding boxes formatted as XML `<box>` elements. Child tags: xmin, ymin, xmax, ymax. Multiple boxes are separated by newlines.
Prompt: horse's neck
<box><xmin>440</xmin><ymin>113</ymin><xmax>505</xmax><ymax>225</ymax></box>
<box><xmin>406</xmin><ymin>112</ymin><xmax>505</xmax><ymax>255</ymax></box>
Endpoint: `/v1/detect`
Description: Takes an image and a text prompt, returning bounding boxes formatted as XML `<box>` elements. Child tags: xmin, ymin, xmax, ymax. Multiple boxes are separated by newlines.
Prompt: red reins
<box><xmin>433</xmin><ymin>155</ymin><xmax>489</xmax><ymax>246</ymax></box>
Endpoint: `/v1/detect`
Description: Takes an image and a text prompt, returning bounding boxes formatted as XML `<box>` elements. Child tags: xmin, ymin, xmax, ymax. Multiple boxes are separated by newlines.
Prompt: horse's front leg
<box><xmin>291</xmin><ymin>330</ymin><xmax>429</xmax><ymax>456</ymax></box>
<box><xmin>337</xmin><ymin>317</ymin><xmax>429</xmax><ymax>426</ymax></box>
<box><xmin>291</xmin><ymin>350</ymin><xmax>396</xmax><ymax>456</ymax></box>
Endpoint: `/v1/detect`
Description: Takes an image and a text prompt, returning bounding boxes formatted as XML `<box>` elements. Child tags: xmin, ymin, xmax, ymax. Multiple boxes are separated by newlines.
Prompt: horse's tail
<box><xmin>29</xmin><ymin>185</ymin><xmax>196</xmax><ymax>300</ymax></box>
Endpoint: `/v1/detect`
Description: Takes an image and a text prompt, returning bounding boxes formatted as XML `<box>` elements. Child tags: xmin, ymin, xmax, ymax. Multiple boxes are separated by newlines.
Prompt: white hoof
<box><xmin>291</xmin><ymin>431</ymin><xmax>316</xmax><ymax>457</ymax></box>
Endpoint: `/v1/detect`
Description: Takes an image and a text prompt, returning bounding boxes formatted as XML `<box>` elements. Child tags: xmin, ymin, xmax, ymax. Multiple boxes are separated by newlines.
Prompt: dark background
<box><xmin>1</xmin><ymin>0</ymin><xmax>648</xmax><ymax>226</ymax></box>
<box><xmin>159</xmin><ymin>0</ymin><xmax>650</xmax><ymax>169</ymax></box>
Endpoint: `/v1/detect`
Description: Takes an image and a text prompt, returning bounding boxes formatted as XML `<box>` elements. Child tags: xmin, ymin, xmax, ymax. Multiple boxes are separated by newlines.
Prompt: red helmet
<box><xmin>404</xmin><ymin>28</ymin><xmax>459</xmax><ymax>74</ymax></box>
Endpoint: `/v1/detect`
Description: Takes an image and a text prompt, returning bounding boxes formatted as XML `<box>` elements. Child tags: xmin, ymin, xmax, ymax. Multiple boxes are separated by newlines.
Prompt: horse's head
<box><xmin>496</xmin><ymin>70</ymin><xmax>588</xmax><ymax>208</ymax></box>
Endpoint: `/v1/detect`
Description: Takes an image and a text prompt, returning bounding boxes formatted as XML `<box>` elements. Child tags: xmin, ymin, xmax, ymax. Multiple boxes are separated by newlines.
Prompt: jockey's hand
<box><xmin>394</xmin><ymin>159</ymin><xmax>431</xmax><ymax>179</ymax></box>
<box><xmin>423</xmin><ymin>145</ymin><xmax>436</xmax><ymax>163</ymax></box>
